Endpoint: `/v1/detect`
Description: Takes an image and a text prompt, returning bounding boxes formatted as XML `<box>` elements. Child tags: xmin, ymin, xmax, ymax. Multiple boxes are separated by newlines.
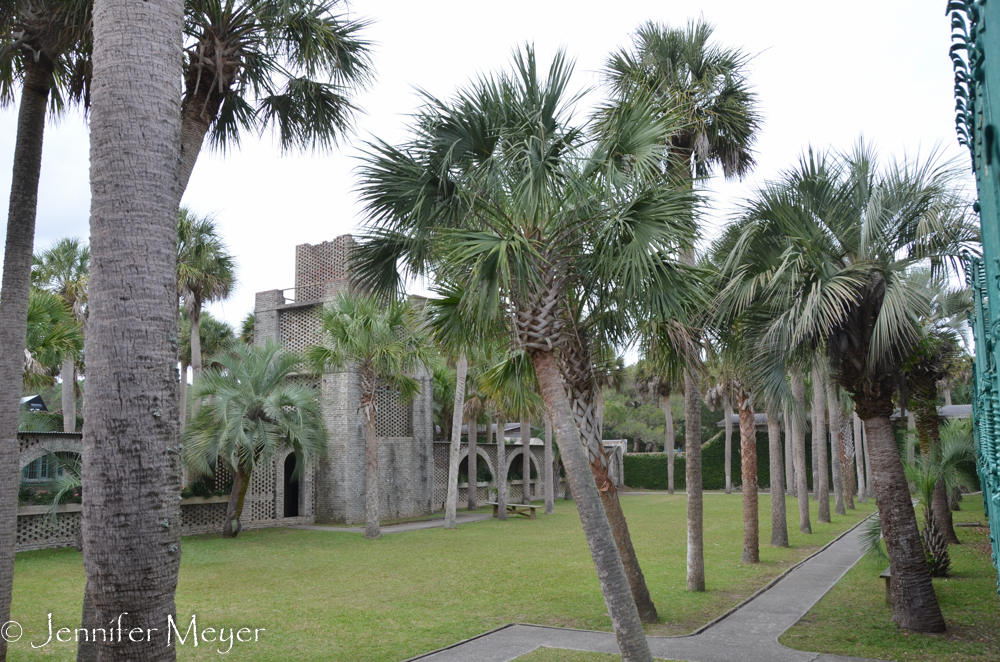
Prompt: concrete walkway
<box><xmin>404</xmin><ymin>520</ymin><xmax>890</xmax><ymax>662</ymax></box>
<box><xmin>293</xmin><ymin>511</ymin><xmax>492</xmax><ymax>534</ymax></box>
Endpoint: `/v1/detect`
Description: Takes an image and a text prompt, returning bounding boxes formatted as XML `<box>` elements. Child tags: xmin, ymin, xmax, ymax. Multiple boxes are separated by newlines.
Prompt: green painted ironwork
<box><xmin>949</xmin><ymin>0</ymin><xmax>1000</xmax><ymax>595</ymax></box>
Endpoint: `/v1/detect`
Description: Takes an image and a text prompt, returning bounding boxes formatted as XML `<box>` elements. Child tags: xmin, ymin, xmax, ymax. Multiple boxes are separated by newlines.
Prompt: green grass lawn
<box><xmin>9</xmin><ymin>493</ymin><xmax>873</xmax><ymax>661</ymax></box>
<box><xmin>781</xmin><ymin>504</ymin><xmax>1000</xmax><ymax>662</ymax></box>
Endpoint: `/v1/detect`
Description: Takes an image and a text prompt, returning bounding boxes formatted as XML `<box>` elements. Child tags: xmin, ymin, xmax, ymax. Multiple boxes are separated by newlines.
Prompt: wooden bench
<box><xmin>880</xmin><ymin>567</ymin><xmax>891</xmax><ymax>604</ymax></box>
<box><xmin>485</xmin><ymin>502</ymin><xmax>539</xmax><ymax>520</ymax></box>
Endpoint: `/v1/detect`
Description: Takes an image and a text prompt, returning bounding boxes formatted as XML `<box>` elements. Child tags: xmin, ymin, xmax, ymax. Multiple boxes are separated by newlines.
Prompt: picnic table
<box><xmin>485</xmin><ymin>502</ymin><xmax>538</xmax><ymax>520</ymax></box>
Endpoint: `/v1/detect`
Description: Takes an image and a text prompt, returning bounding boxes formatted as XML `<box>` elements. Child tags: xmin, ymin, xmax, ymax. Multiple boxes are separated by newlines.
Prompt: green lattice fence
<box><xmin>949</xmin><ymin>0</ymin><xmax>1000</xmax><ymax>595</ymax></box>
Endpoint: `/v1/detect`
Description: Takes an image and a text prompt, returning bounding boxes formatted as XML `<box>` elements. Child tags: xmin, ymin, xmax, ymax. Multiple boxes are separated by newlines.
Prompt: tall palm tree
<box><xmin>350</xmin><ymin>48</ymin><xmax>706</xmax><ymax>657</ymax></box>
<box><xmin>179</xmin><ymin>308</ymin><xmax>236</xmax><ymax>422</ymax></box>
<box><xmin>80</xmin><ymin>0</ymin><xmax>185</xmax><ymax>658</ymax></box>
<box><xmin>717</xmin><ymin>143</ymin><xmax>976</xmax><ymax>632</ymax></box>
<box><xmin>811</xmin><ymin>361</ymin><xmax>831</xmax><ymax>522</ymax></box>
<box><xmin>607</xmin><ymin>18</ymin><xmax>761</xmax><ymax>592</ymax></box>
<box><xmin>0</xmin><ymin>3</ymin><xmax>89</xmax><ymax>650</ymax></box>
<box><xmin>33</xmin><ymin>237</ymin><xmax>89</xmax><ymax>431</ymax></box>
<box><xmin>176</xmin><ymin>0</ymin><xmax>374</xmax><ymax>195</ymax></box>
<box><xmin>306</xmin><ymin>291</ymin><xmax>436</xmax><ymax>539</ymax></box>
<box><xmin>183</xmin><ymin>340</ymin><xmax>326</xmax><ymax>537</ymax></box>
<box><xmin>176</xmin><ymin>206</ymin><xmax>236</xmax><ymax>419</ymax></box>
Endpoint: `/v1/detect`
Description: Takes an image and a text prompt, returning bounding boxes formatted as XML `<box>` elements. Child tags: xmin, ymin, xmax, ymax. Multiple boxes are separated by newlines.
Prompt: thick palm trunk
<box><xmin>724</xmin><ymin>398</ymin><xmax>733</xmax><ymax>494</ymax></box>
<box><xmin>862</xmin><ymin>414</ymin><xmax>946</xmax><ymax>632</ymax></box>
<box><xmin>62</xmin><ymin>358</ymin><xmax>76</xmax><ymax>432</ymax></box>
<box><xmin>767</xmin><ymin>407</ymin><xmax>788</xmax><ymax>547</ymax></box>
<box><xmin>826</xmin><ymin>379</ymin><xmax>845</xmax><ymax>516</ymax></box>
<box><xmin>738</xmin><ymin>394</ymin><xmax>759</xmax><ymax>563</ymax></box>
<box><xmin>0</xmin><ymin>57</ymin><xmax>54</xmax><ymax>662</ymax></box>
<box><xmin>497</xmin><ymin>421</ymin><xmax>507</xmax><ymax>520</ymax></box>
<box><xmin>364</xmin><ymin>412</ymin><xmax>380</xmax><ymax>539</ymax></box>
<box><xmin>812</xmin><ymin>365</ymin><xmax>830</xmax><ymax>522</ymax></box>
<box><xmin>532</xmin><ymin>351</ymin><xmax>653</xmax><ymax>661</ymax></box>
<box><xmin>178</xmin><ymin>88</ymin><xmax>224</xmax><ymax>197</ymax></box>
<box><xmin>468</xmin><ymin>416</ymin><xmax>479</xmax><ymax>510</ymax></box>
<box><xmin>444</xmin><ymin>351</ymin><xmax>467</xmax><ymax>528</ymax></box>
<box><xmin>838</xmin><ymin>413</ymin><xmax>856</xmax><ymax>510</ymax></box>
<box><xmin>82</xmin><ymin>0</ymin><xmax>185</xmax><ymax>657</ymax></box>
<box><xmin>684</xmin><ymin>369</ymin><xmax>705</xmax><ymax>591</ymax></box>
<box><xmin>221</xmin><ymin>467</ymin><xmax>251</xmax><ymax>538</ymax></box>
<box><xmin>791</xmin><ymin>371</ymin><xmax>811</xmax><ymax>533</ymax></box>
<box><xmin>662</xmin><ymin>394</ymin><xmax>675</xmax><ymax>493</ymax></box>
<box><xmin>521</xmin><ymin>416</ymin><xmax>531</xmax><ymax>504</ymax></box>
<box><xmin>784</xmin><ymin>405</ymin><xmax>794</xmax><ymax>494</ymax></box>
<box><xmin>563</xmin><ymin>459</ymin><xmax>572</xmax><ymax>501</ymax></box>
<box><xmin>544</xmin><ymin>416</ymin><xmax>554</xmax><ymax>514</ymax></box>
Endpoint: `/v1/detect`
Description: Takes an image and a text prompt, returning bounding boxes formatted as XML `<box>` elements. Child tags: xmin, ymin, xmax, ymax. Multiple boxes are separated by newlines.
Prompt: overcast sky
<box><xmin>0</xmin><ymin>0</ymin><xmax>965</xmax><ymax>332</ymax></box>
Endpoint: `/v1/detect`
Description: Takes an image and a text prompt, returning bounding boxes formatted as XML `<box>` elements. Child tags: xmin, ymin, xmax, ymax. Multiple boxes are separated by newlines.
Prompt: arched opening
<box><xmin>458</xmin><ymin>454</ymin><xmax>493</xmax><ymax>485</ymax></box>
<box><xmin>283</xmin><ymin>454</ymin><xmax>299</xmax><ymax>518</ymax></box>
<box><xmin>506</xmin><ymin>449</ymin><xmax>538</xmax><ymax>501</ymax></box>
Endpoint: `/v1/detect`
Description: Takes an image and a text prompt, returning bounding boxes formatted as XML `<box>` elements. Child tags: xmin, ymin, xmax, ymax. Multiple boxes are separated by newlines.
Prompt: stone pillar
<box><xmin>253</xmin><ymin>290</ymin><xmax>284</xmax><ymax>346</ymax></box>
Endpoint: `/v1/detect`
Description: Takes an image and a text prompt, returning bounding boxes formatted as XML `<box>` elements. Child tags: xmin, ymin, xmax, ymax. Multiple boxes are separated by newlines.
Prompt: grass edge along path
<box><xmin>10</xmin><ymin>493</ymin><xmax>872</xmax><ymax>661</ymax></box>
<box><xmin>780</xmin><ymin>505</ymin><xmax>1000</xmax><ymax>662</ymax></box>
<box><xmin>512</xmin><ymin>646</ymin><xmax>685</xmax><ymax>661</ymax></box>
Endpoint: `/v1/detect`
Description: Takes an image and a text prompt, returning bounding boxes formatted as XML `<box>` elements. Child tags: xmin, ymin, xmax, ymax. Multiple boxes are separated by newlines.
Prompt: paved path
<box><xmin>293</xmin><ymin>512</ymin><xmax>492</xmax><ymax>534</ymax></box>
<box><xmin>404</xmin><ymin>520</ymin><xmax>889</xmax><ymax>662</ymax></box>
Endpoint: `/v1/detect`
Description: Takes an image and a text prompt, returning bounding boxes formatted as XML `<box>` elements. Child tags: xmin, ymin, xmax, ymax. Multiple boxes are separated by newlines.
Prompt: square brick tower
<box><xmin>254</xmin><ymin>236</ymin><xmax>435</xmax><ymax>524</ymax></box>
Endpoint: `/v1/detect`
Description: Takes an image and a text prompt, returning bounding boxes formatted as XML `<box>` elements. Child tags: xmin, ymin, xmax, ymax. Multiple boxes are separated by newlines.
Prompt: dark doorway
<box><xmin>283</xmin><ymin>454</ymin><xmax>299</xmax><ymax>518</ymax></box>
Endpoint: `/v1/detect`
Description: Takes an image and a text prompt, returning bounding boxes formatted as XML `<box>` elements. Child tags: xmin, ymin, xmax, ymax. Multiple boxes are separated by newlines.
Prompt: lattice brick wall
<box><xmin>279</xmin><ymin>305</ymin><xmax>323</xmax><ymax>354</ymax></box>
<box><xmin>17</xmin><ymin>512</ymin><xmax>79</xmax><ymax>551</ymax></box>
<box><xmin>295</xmin><ymin>236</ymin><xmax>354</xmax><ymax>301</ymax></box>
<box><xmin>180</xmin><ymin>503</ymin><xmax>228</xmax><ymax>535</ymax></box>
<box><xmin>376</xmin><ymin>388</ymin><xmax>412</xmax><ymax>437</ymax></box>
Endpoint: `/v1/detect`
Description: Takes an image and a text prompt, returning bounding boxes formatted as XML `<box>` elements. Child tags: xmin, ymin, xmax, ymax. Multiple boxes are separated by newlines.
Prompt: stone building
<box><xmin>253</xmin><ymin>236</ymin><xmax>436</xmax><ymax>524</ymax></box>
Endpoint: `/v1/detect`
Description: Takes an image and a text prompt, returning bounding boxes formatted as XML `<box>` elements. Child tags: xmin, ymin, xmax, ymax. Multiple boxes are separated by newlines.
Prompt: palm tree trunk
<box><xmin>907</xmin><ymin>411</ymin><xmax>916</xmax><ymax>466</ymax></box>
<box><xmin>189</xmin><ymin>304</ymin><xmax>203</xmax><ymax>416</ymax></box>
<box><xmin>179</xmin><ymin>360</ymin><xmax>189</xmax><ymax>425</ymax></box>
<box><xmin>826</xmin><ymin>379</ymin><xmax>846</xmax><ymax>516</ymax></box>
<box><xmin>737</xmin><ymin>394</ymin><xmax>759</xmax><ymax>563</ymax></box>
<box><xmin>853</xmin><ymin>412</ymin><xmax>866</xmax><ymax>502</ymax></box>
<box><xmin>839</xmin><ymin>413</ymin><xmax>856</xmax><ymax>510</ymax></box>
<box><xmin>364</xmin><ymin>408</ymin><xmax>380</xmax><ymax>539</ymax></box>
<box><xmin>812</xmin><ymin>365</ymin><xmax>830</xmax><ymax>523</ymax></box>
<box><xmin>724</xmin><ymin>397</ymin><xmax>733</xmax><ymax>494</ymax></box>
<box><xmin>521</xmin><ymin>416</ymin><xmax>531</xmax><ymax>504</ymax></box>
<box><xmin>532</xmin><ymin>351</ymin><xmax>653</xmax><ymax>662</ymax></box>
<box><xmin>62</xmin><ymin>358</ymin><xmax>76</xmax><ymax>432</ymax></box>
<box><xmin>544</xmin><ymin>416</ymin><xmax>554</xmax><ymax>514</ymax></box>
<box><xmin>444</xmin><ymin>351</ymin><xmax>467</xmax><ymax>529</ymax></box>
<box><xmin>497</xmin><ymin>421</ymin><xmax>508</xmax><ymax>520</ymax></box>
<box><xmin>767</xmin><ymin>406</ymin><xmax>788</xmax><ymax>547</ymax></box>
<box><xmin>663</xmin><ymin>394</ymin><xmax>675</xmax><ymax>493</ymax></box>
<box><xmin>863</xmin><ymin>419</ymin><xmax>874</xmax><ymax>498</ymax></box>
<box><xmin>221</xmin><ymin>467</ymin><xmax>251</xmax><ymax>538</ymax></box>
<box><xmin>82</xmin><ymin>0</ymin><xmax>185</xmax><ymax>655</ymax></box>
<box><xmin>684</xmin><ymin>368</ymin><xmax>705</xmax><ymax>591</ymax></box>
<box><xmin>562</xmin><ymin>458</ymin><xmax>572</xmax><ymax>500</ymax></box>
<box><xmin>792</xmin><ymin>371</ymin><xmax>811</xmax><ymax>533</ymax></box>
<box><xmin>468</xmin><ymin>416</ymin><xmax>479</xmax><ymax>510</ymax></box>
<box><xmin>177</xmin><ymin>88</ymin><xmax>225</xmax><ymax>198</ymax></box>
<box><xmin>0</xmin><ymin>57</ymin><xmax>55</xmax><ymax>662</ymax></box>
<box><xmin>862</xmin><ymin>414</ymin><xmax>946</xmax><ymax>632</ymax></box>
<box><xmin>943</xmin><ymin>388</ymin><xmax>952</xmax><ymax>407</ymax></box>
<box><xmin>784</xmin><ymin>404</ymin><xmax>794</xmax><ymax>495</ymax></box>
<box><xmin>76</xmin><ymin>579</ymin><xmax>100</xmax><ymax>662</ymax></box>
<box><xmin>911</xmin><ymin>385</ymin><xmax>959</xmax><ymax>544</ymax></box>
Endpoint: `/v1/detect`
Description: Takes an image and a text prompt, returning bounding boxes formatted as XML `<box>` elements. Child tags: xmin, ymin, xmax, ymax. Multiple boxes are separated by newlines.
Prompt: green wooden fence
<box><xmin>949</xmin><ymin>0</ymin><xmax>1000</xmax><ymax>595</ymax></box>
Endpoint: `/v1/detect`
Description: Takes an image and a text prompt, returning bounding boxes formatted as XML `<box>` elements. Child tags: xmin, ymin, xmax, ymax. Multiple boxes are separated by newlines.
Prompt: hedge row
<box><xmin>623</xmin><ymin>430</ymin><xmax>823</xmax><ymax>491</ymax></box>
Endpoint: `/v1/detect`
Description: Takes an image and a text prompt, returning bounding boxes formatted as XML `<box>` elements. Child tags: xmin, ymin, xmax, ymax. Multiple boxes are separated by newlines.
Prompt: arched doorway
<box><xmin>283</xmin><ymin>454</ymin><xmax>299</xmax><ymax>518</ymax></box>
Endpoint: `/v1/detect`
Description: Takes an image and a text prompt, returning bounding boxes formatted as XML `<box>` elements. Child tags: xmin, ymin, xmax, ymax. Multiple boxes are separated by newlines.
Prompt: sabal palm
<box><xmin>352</xmin><ymin>47</ymin><xmax>705</xmax><ymax>657</ymax></box>
<box><xmin>33</xmin><ymin>237</ymin><xmax>88</xmax><ymax>431</ymax></box>
<box><xmin>305</xmin><ymin>291</ymin><xmax>435</xmax><ymax>540</ymax></box>
<box><xmin>182</xmin><ymin>339</ymin><xmax>326</xmax><ymax>538</ymax></box>
<box><xmin>716</xmin><ymin>143</ymin><xmax>976</xmax><ymax>632</ymax></box>
<box><xmin>24</xmin><ymin>287</ymin><xmax>83</xmax><ymax>390</ymax></box>
<box><xmin>177</xmin><ymin>206</ymin><xmax>236</xmax><ymax>420</ymax></box>
<box><xmin>177</xmin><ymin>0</ymin><xmax>373</xmax><ymax>194</ymax></box>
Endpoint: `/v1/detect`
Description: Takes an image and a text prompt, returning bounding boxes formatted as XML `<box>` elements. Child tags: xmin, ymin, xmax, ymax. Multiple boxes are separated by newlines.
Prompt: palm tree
<box><xmin>183</xmin><ymin>340</ymin><xmax>325</xmax><ymax>537</ymax></box>
<box><xmin>239</xmin><ymin>312</ymin><xmax>255</xmax><ymax>344</ymax></box>
<box><xmin>704</xmin><ymin>371</ymin><xmax>735</xmax><ymax>494</ymax></box>
<box><xmin>33</xmin><ymin>237</ymin><xmax>89</xmax><ymax>431</ymax></box>
<box><xmin>24</xmin><ymin>287</ymin><xmax>83</xmax><ymax>390</ymax></box>
<box><xmin>0</xmin><ymin>3</ymin><xmax>89</xmax><ymax>650</ymax></box>
<box><xmin>80</xmin><ymin>0</ymin><xmax>185</xmax><ymax>657</ymax></box>
<box><xmin>607</xmin><ymin>19</ymin><xmax>762</xmax><ymax>592</ymax></box>
<box><xmin>179</xmin><ymin>308</ymin><xmax>236</xmax><ymax>421</ymax></box>
<box><xmin>717</xmin><ymin>144</ymin><xmax>975</xmax><ymax>632</ymax></box>
<box><xmin>177</xmin><ymin>207</ymin><xmax>236</xmax><ymax>420</ymax></box>
<box><xmin>811</xmin><ymin>361</ymin><xmax>831</xmax><ymax>522</ymax></box>
<box><xmin>176</xmin><ymin>0</ymin><xmax>374</xmax><ymax>195</ymax></box>
<box><xmin>349</xmin><ymin>48</ymin><xmax>706</xmax><ymax>657</ymax></box>
<box><xmin>306</xmin><ymin>291</ymin><xmax>435</xmax><ymax>539</ymax></box>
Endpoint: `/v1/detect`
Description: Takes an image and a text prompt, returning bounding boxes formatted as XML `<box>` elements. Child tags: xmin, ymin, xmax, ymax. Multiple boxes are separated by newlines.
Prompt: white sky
<box><xmin>0</xmin><ymin>0</ymin><xmax>967</xmax><ymax>332</ymax></box>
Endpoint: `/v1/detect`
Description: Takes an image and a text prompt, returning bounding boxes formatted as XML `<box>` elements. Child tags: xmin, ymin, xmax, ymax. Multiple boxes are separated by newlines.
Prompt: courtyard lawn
<box><xmin>780</xmin><ymin>505</ymin><xmax>1000</xmax><ymax>662</ymax></box>
<box><xmin>10</xmin><ymin>493</ymin><xmax>873</xmax><ymax>661</ymax></box>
